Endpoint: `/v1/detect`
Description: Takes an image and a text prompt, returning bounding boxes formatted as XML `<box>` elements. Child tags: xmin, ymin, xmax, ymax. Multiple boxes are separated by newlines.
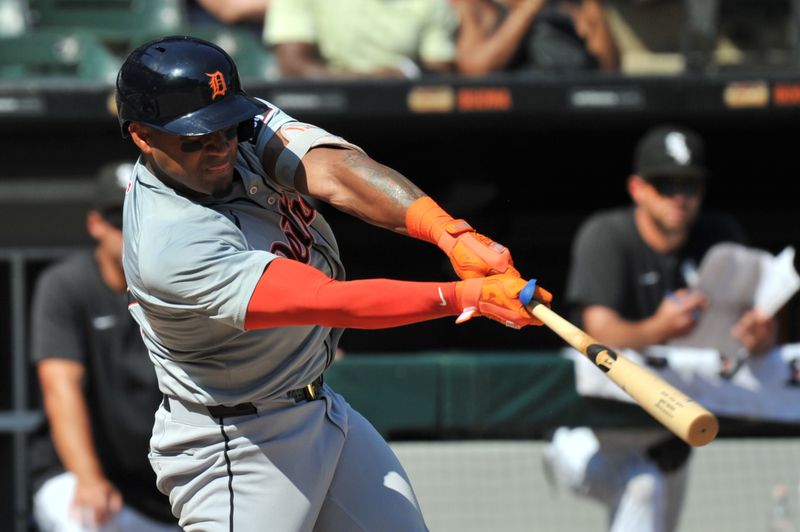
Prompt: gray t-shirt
<box><xmin>565</xmin><ymin>207</ymin><xmax>746</xmax><ymax>327</ymax></box>
<box><xmin>123</xmin><ymin>101</ymin><xmax>355</xmax><ymax>405</ymax></box>
<box><xmin>29</xmin><ymin>251</ymin><xmax>173</xmax><ymax>522</ymax></box>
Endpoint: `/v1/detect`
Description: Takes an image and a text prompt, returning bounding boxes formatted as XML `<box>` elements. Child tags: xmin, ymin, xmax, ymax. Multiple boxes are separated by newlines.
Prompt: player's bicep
<box><xmin>261</xmin><ymin>134</ymin><xmax>334</xmax><ymax>199</ymax></box>
<box><xmin>299</xmin><ymin>148</ymin><xmax>425</xmax><ymax>231</ymax></box>
<box><xmin>294</xmin><ymin>145</ymin><xmax>365</xmax><ymax>200</ymax></box>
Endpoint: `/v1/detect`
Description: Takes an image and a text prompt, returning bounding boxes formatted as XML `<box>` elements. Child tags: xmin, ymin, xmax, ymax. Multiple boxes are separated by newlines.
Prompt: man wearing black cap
<box><xmin>29</xmin><ymin>164</ymin><xmax>177</xmax><ymax>531</ymax></box>
<box><xmin>544</xmin><ymin>124</ymin><xmax>777</xmax><ymax>532</ymax></box>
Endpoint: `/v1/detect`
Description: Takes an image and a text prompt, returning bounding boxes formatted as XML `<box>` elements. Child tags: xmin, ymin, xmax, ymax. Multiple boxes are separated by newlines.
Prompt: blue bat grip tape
<box><xmin>519</xmin><ymin>278</ymin><xmax>537</xmax><ymax>305</ymax></box>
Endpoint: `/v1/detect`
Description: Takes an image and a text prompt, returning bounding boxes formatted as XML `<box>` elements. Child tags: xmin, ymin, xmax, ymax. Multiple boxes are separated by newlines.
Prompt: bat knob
<box><xmin>519</xmin><ymin>279</ymin><xmax>537</xmax><ymax>306</ymax></box>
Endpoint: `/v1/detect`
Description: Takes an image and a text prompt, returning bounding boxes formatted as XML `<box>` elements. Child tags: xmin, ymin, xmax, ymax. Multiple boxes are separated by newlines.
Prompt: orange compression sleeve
<box><xmin>244</xmin><ymin>258</ymin><xmax>460</xmax><ymax>330</ymax></box>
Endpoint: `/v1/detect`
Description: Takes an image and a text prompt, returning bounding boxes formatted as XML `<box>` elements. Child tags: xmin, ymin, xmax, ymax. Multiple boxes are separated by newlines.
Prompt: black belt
<box><xmin>186</xmin><ymin>375</ymin><xmax>324</xmax><ymax>419</ymax></box>
<box><xmin>206</xmin><ymin>402</ymin><xmax>257</xmax><ymax>418</ymax></box>
<box><xmin>286</xmin><ymin>375</ymin><xmax>324</xmax><ymax>404</ymax></box>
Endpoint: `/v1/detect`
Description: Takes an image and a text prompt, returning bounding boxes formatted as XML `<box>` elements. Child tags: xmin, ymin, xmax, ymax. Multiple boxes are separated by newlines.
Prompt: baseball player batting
<box><xmin>116</xmin><ymin>36</ymin><xmax>552</xmax><ymax>532</ymax></box>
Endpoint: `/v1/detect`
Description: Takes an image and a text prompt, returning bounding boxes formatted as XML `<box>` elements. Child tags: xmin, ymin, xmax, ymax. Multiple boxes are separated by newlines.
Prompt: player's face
<box><xmin>131</xmin><ymin>124</ymin><xmax>239</xmax><ymax>198</ymax></box>
<box><xmin>87</xmin><ymin>209</ymin><xmax>124</xmax><ymax>267</ymax></box>
<box><xmin>634</xmin><ymin>175</ymin><xmax>704</xmax><ymax>234</ymax></box>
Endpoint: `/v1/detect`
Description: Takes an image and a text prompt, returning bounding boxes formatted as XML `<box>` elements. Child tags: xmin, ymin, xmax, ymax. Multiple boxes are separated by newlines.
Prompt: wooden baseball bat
<box><xmin>526</xmin><ymin>302</ymin><xmax>719</xmax><ymax>447</ymax></box>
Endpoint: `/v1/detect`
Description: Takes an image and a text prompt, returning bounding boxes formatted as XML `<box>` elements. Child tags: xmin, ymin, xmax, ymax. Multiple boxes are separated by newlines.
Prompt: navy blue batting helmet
<box><xmin>115</xmin><ymin>35</ymin><xmax>267</xmax><ymax>138</ymax></box>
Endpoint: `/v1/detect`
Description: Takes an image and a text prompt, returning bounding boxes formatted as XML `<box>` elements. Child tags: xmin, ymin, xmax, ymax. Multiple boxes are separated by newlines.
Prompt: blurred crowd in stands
<box><xmin>1</xmin><ymin>0</ymin><xmax>798</xmax><ymax>83</ymax></box>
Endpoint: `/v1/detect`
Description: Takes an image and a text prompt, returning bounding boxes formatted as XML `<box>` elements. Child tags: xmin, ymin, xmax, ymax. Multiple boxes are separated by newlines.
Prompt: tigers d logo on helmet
<box><xmin>115</xmin><ymin>36</ymin><xmax>268</xmax><ymax>137</ymax></box>
<box><xmin>206</xmin><ymin>71</ymin><xmax>227</xmax><ymax>100</ymax></box>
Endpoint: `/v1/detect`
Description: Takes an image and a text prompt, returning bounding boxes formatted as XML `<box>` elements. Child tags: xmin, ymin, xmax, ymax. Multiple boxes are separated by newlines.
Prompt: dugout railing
<box><xmin>0</xmin><ymin>248</ymin><xmax>73</xmax><ymax>532</ymax></box>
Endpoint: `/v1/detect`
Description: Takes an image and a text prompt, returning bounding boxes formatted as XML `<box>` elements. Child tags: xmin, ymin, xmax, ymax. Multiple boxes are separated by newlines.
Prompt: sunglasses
<box><xmin>180</xmin><ymin>125</ymin><xmax>238</xmax><ymax>153</ymax></box>
<box><xmin>647</xmin><ymin>177</ymin><xmax>704</xmax><ymax>197</ymax></box>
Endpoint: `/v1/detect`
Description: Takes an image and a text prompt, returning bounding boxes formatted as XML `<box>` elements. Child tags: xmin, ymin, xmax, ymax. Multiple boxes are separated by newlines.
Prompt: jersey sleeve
<box><xmin>30</xmin><ymin>265</ymin><xmax>86</xmax><ymax>364</ymax></box>
<box><xmin>250</xmin><ymin>100</ymin><xmax>296</xmax><ymax>157</ymax></box>
<box><xmin>134</xmin><ymin>207</ymin><xmax>276</xmax><ymax>331</ymax></box>
<box><xmin>565</xmin><ymin>215</ymin><xmax>628</xmax><ymax>319</ymax></box>
<box><xmin>250</xmin><ymin>99</ymin><xmax>366</xmax><ymax>189</ymax></box>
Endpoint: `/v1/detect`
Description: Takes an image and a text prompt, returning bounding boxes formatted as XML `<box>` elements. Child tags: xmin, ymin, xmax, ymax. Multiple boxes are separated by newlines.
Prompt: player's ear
<box><xmin>129</xmin><ymin>123</ymin><xmax>153</xmax><ymax>153</ymax></box>
<box><xmin>86</xmin><ymin>210</ymin><xmax>105</xmax><ymax>239</ymax></box>
<box><xmin>628</xmin><ymin>174</ymin><xmax>646</xmax><ymax>202</ymax></box>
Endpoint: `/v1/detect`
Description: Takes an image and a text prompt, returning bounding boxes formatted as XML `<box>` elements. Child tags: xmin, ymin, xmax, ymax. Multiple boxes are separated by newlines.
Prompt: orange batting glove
<box><xmin>405</xmin><ymin>196</ymin><xmax>520</xmax><ymax>279</ymax></box>
<box><xmin>454</xmin><ymin>276</ymin><xmax>553</xmax><ymax>329</ymax></box>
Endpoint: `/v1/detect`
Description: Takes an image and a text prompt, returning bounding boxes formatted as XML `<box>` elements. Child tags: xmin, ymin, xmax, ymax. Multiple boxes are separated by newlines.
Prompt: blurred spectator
<box><xmin>452</xmin><ymin>0</ymin><xmax>620</xmax><ymax>75</ymax></box>
<box><xmin>544</xmin><ymin>124</ymin><xmax>777</xmax><ymax>532</ymax></box>
<box><xmin>29</xmin><ymin>164</ymin><xmax>177</xmax><ymax>532</ymax></box>
<box><xmin>185</xmin><ymin>0</ymin><xmax>268</xmax><ymax>39</ymax></box>
<box><xmin>263</xmin><ymin>0</ymin><xmax>457</xmax><ymax>78</ymax></box>
<box><xmin>603</xmin><ymin>0</ymin><xmax>798</xmax><ymax>74</ymax></box>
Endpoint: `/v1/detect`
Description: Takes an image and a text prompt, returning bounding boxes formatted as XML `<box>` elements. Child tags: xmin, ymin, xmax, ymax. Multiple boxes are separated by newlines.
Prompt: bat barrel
<box><xmin>607</xmin><ymin>355</ymin><xmax>719</xmax><ymax>447</ymax></box>
<box><xmin>528</xmin><ymin>303</ymin><xmax>719</xmax><ymax>447</ymax></box>
<box><xmin>685</xmin><ymin>410</ymin><xmax>719</xmax><ymax>447</ymax></box>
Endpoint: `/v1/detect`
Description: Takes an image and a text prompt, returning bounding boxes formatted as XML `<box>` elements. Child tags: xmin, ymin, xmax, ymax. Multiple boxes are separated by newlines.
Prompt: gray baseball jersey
<box><xmin>124</xmin><ymin>102</ymin><xmax>355</xmax><ymax>405</ymax></box>
<box><xmin>123</xmin><ymin>100</ymin><xmax>428</xmax><ymax>531</ymax></box>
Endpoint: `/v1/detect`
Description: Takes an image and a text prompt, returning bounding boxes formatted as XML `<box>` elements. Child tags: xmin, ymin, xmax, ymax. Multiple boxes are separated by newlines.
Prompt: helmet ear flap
<box><xmin>237</xmin><ymin>119</ymin><xmax>255</xmax><ymax>142</ymax></box>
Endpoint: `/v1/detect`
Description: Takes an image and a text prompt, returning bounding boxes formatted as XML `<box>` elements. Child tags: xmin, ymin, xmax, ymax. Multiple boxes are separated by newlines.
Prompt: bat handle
<box><xmin>519</xmin><ymin>279</ymin><xmax>539</xmax><ymax>306</ymax></box>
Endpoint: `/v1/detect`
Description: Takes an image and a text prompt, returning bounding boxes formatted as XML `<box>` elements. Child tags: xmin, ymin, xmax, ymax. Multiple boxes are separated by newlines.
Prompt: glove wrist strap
<box><xmin>455</xmin><ymin>278</ymin><xmax>483</xmax><ymax>312</ymax></box>
<box><xmin>406</xmin><ymin>196</ymin><xmax>461</xmax><ymax>244</ymax></box>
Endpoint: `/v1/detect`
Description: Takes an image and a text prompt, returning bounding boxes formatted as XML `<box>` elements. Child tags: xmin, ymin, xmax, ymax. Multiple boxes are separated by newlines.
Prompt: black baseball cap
<box><xmin>93</xmin><ymin>161</ymin><xmax>133</xmax><ymax>228</ymax></box>
<box><xmin>633</xmin><ymin>125</ymin><xmax>707</xmax><ymax>180</ymax></box>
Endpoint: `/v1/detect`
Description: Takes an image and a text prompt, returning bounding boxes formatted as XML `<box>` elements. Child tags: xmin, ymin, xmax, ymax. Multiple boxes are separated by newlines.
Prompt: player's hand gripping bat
<box><xmin>519</xmin><ymin>281</ymin><xmax>719</xmax><ymax>447</ymax></box>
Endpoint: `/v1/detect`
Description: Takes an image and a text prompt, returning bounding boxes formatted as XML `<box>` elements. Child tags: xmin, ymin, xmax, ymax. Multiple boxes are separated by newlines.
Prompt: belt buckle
<box><xmin>304</xmin><ymin>383</ymin><xmax>317</xmax><ymax>401</ymax></box>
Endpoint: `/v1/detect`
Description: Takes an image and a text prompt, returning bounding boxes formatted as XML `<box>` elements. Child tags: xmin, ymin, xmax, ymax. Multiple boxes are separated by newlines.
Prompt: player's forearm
<box><xmin>42</xmin><ymin>379</ymin><xmax>105</xmax><ymax>481</ymax></box>
<box><xmin>582</xmin><ymin>305</ymin><xmax>664</xmax><ymax>350</ymax></box>
<box><xmin>302</xmin><ymin>146</ymin><xmax>518</xmax><ymax>280</ymax></box>
<box><xmin>245</xmin><ymin>258</ymin><xmax>460</xmax><ymax>330</ymax></box>
<box><xmin>245</xmin><ymin>258</ymin><xmax>542</xmax><ymax>330</ymax></box>
<box><xmin>303</xmin><ymin>148</ymin><xmax>425</xmax><ymax>232</ymax></box>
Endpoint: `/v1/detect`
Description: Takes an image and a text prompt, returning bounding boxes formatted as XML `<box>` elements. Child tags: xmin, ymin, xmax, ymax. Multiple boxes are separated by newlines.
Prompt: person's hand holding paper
<box><xmin>669</xmin><ymin>243</ymin><xmax>799</xmax><ymax>362</ymax></box>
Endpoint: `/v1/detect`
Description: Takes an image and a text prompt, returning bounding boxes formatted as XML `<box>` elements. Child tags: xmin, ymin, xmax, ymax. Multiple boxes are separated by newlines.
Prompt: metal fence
<box><xmin>0</xmin><ymin>248</ymin><xmax>76</xmax><ymax>532</ymax></box>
